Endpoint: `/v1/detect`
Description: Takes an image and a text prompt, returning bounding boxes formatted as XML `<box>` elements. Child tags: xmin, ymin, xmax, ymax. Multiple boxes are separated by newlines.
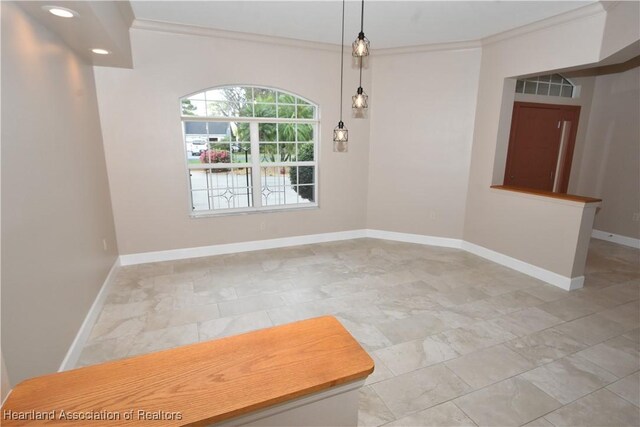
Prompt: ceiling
<box><xmin>130</xmin><ymin>1</ymin><xmax>598</xmax><ymax>49</ymax></box>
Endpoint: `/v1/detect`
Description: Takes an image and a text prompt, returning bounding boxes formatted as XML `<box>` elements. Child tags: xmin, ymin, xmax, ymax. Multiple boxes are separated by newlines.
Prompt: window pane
<box><xmin>549</xmin><ymin>84</ymin><xmax>561</xmax><ymax>96</ymax></box>
<box><xmin>537</xmin><ymin>75</ymin><xmax>551</xmax><ymax>82</ymax></box>
<box><xmin>207</xmin><ymin>101</ymin><xmax>235</xmax><ymax>117</ymax></box>
<box><xmin>259</xmin><ymin>143</ymin><xmax>278</xmax><ymax>162</ymax></box>
<box><xmin>294</xmin><ymin>185</ymin><xmax>315</xmax><ymax>203</ymax></box>
<box><xmin>277</xmin><ymin>104</ymin><xmax>296</xmax><ymax>119</ymax></box>
<box><xmin>261</xmin><ymin>166</ymin><xmax>292</xmax><ymax>206</ymax></box>
<box><xmin>536</xmin><ymin>83</ymin><xmax>550</xmax><ymax>96</ymax></box>
<box><xmin>288</xmin><ymin>166</ymin><xmax>315</xmax><ymax>203</ymax></box>
<box><xmin>524</xmin><ymin>81</ymin><xmax>537</xmax><ymax>94</ymax></box>
<box><xmin>182</xmin><ymin>99</ymin><xmax>206</xmax><ymax>116</ymax></box>
<box><xmin>200</xmin><ymin>144</ymin><xmax>231</xmax><ymax>164</ymax></box>
<box><xmin>297</xmin><ymin>124</ymin><xmax>314</xmax><ymax>142</ymax></box>
<box><xmin>279</xmin><ymin>143</ymin><xmax>297</xmax><ymax>162</ymax></box>
<box><xmin>277</xmin><ymin>92</ymin><xmax>296</xmax><ymax>104</ymax></box>
<box><xmin>254</xmin><ymin>88</ymin><xmax>277</xmax><ymax>103</ymax></box>
<box><xmin>190</xmin><ymin>168</ymin><xmax>253</xmax><ymax>211</ymax></box>
<box><xmin>234</xmin><ymin>122</ymin><xmax>250</xmax><ymax>142</ymax></box>
<box><xmin>297</xmin><ymin>105</ymin><xmax>315</xmax><ymax>119</ymax></box>
<box><xmin>230</xmin><ymin>143</ymin><xmax>252</xmax><ymax>164</ymax></box>
<box><xmin>561</xmin><ymin>85</ymin><xmax>573</xmax><ymax>98</ymax></box>
<box><xmin>259</xmin><ymin>123</ymin><xmax>277</xmax><ymax>141</ymax></box>
<box><xmin>550</xmin><ymin>74</ymin><xmax>563</xmax><ymax>83</ymax></box>
<box><xmin>277</xmin><ymin>123</ymin><xmax>296</xmax><ymax>141</ymax></box>
<box><xmin>515</xmin><ymin>80</ymin><xmax>525</xmax><ymax>93</ymax></box>
<box><xmin>254</xmin><ymin>103</ymin><xmax>277</xmax><ymax>118</ymax></box>
<box><xmin>298</xmin><ymin>143</ymin><xmax>314</xmax><ymax>161</ymax></box>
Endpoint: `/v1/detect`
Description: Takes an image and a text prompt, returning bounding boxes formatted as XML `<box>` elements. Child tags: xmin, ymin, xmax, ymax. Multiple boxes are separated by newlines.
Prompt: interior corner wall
<box><xmin>574</xmin><ymin>66</ymin><xmax>640</xmax><ymax>239</ymax></box>
<box><xmin>94</xmin><ymin>29</ymin><xmax>370</xmax><ymax>255</ymax></box>
<box><xmin>1</xmin><ymin>2</ymin><xmax>118</xmax><ymax>385</ymax></box>
<box><xmin>463</xmin><ymin>8</ymin><xmax>610</xmax><ymax>279</ymax></box>
<box><xmin>366</xmin><ymin>48</ymin><xmax>481</xmax><ymax>238</ymax></box>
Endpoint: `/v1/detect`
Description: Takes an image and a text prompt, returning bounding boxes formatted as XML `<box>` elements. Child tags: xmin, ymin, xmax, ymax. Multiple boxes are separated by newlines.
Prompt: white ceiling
<box><xmin>130</xmin><ymin>1</ymin><xmax>598</xmax><ymax>49</ymax></box>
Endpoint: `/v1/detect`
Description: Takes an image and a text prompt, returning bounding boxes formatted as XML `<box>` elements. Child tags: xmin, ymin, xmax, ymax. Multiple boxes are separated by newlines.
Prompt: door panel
<box><xmin>504</xmin><ymin>102</ymin><xmax>579</xmax><ymax>192</ymax></box>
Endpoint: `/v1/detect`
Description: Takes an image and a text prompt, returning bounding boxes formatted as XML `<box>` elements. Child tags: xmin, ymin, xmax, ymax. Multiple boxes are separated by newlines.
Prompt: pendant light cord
<box><xmin>358</xmin><ymin>0</ymin><xmax>364</xmax><ymax>87</ymax></box>
<box><xmin>339</xmin><ymin>0</ymin><xmax>345</xmax><ymax>121</ymax></box>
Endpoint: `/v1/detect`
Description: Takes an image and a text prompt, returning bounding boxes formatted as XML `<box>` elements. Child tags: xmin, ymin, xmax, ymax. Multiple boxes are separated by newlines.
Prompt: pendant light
<box><xmin>352</xmin><ymin>0</ymin><xmax>369</xmax><ymax>110</ymax></box>
<box><xmin>352</xmin><ymin>0</ymin><xmax>370</xmax><ymax>57</ymax></box>
<box><xmin>333</xmin><ymin>0</ymin><xmax>348</xmax><ymax>145</ymax></box>
<box><xmin>352</xmin><ymin>60</ymin><xmax>368</xmax><ymax>109</ymax></box>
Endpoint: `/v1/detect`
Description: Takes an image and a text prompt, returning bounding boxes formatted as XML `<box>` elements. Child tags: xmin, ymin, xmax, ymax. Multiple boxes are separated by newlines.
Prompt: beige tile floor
<box><xmin>79</xmin><ymin>238</ymin><xmax>640</xmax><ymax>426</ymax></box>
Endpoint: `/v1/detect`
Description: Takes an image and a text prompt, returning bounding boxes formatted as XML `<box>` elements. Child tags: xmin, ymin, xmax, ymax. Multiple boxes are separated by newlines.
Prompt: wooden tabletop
<box><xmin>2</xmin><ymin>316</ymin><xmax>374</xmax><ymax>426</ymax></box>
<box><xmin>490</xmin><ymin>185</ymin><xmax>602</xmax><ymax>204</ymax></box>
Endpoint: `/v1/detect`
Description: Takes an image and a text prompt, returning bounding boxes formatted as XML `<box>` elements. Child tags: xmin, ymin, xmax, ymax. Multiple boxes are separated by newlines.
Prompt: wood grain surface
<box><xmin>491</xmin><ymin>185</ymin><xmax>602</xmax><ymax>204</ymax></box>
<box><xmin>1</xmin><ymin>316</ymin><xmax>374</xmax><ymax>426</ymax></box>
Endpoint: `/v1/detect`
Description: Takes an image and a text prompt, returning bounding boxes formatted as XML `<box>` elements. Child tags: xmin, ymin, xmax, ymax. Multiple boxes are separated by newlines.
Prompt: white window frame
<box><xmin>180</xmin><ymin>86</ymin><xmax>319</xmax><ymax>217</ymax></box>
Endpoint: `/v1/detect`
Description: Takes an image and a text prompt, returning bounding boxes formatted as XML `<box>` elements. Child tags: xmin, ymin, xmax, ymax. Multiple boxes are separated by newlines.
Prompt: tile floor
<box><xmin>79</xmin><ymin>238</ymin><xmax>640</xmax><ymax>426</ymax></box>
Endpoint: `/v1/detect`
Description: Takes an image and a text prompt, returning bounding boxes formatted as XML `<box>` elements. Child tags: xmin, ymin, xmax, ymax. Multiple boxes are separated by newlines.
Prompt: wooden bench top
<box><xmin>2</xmin><ymin>316</ymin><xmax>374</xmax><ymax>426</ymax></box>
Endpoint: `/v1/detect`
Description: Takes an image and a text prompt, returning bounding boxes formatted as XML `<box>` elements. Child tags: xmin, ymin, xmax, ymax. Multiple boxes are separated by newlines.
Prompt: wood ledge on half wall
<box><xmin>491</xmin><ymin>185</ymin><xmax>602</xmax><ymax>204</ymax></box>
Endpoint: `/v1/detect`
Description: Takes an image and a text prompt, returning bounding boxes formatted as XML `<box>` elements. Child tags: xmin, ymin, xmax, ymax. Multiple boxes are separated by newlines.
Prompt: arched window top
<box><xmin>515</xmin><ymin>74</ymin><xmax>574</xmax><ymax>98</ymax></box>
<box><xmin>181</xmin><ymin>86</ymin><xmax>317</xmax><ymax>120</ymax></box>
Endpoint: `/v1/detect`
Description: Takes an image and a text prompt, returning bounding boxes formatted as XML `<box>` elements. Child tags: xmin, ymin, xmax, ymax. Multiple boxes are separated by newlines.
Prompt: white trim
<box><xmin>376</xmin><ymin>40</ymin><xmax>481</xmax><ymax>56</ymax></box>
<box><xmin>365</xmin><ymin>229</ymin><xmax>463</xmax><ymax>249</ymax></box>
<box><xmin>133</xmin><ymin>3</ymin><xmax>607</xmax><ymax>54</ymax></box>
<box><xmin>58</xmin><ymin>258</ymin><xmax>121</xmax><ymax>372</ymax></box>
<box><xmin>592</xmin><ymin>229</ymin><xmax>640</xmax><ymax>249</ymax></box>
<box><xmin>119</xmin><ymin>229</ymin><xmax>582</xmax><ymax>291</ymax></box>
<box><xmin>119</xmin><ymin>230</ymin><xmax>368</xmax><ymax>266</ymax></box>
<box><xmin>461</xmin><ymin>241</ymin><xmax>583</xmax><ymax>291</ymax></box>
<box><xmin>132</xmin><ymin>19</ymin><xmax>340</xmax><ymax>52</ymax></box>
<box><xmin>481</xmin><ymin>2</ymin><xmax>606</xmax><ymax>46</ymax></box>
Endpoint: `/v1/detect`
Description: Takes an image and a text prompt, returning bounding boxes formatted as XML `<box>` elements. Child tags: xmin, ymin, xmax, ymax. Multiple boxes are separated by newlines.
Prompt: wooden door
<box><xmin>504</xmin><ymin>102</ymin><xmax>580</xmax><ymax>192</ymax></box>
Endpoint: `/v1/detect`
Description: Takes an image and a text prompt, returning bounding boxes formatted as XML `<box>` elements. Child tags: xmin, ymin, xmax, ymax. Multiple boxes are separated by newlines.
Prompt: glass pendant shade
<box><xmin>352</xmin><ymin>32</ymin><xmax>370</xmax><ymax>57</ymax></box>
<box><xmin>333</xmin><ymin>121</ymin><xmax>349</xmax><ymax>142</ymax></box>
<box><xmin>352</xmin><ymin>87</ymin><xmax>368</xmax><ymax>109</ymax></box>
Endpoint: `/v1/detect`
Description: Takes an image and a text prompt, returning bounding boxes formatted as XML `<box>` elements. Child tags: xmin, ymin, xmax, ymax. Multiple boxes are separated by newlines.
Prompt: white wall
<box><xmin>94</xmin><ymin>28</ymin><xmax>371</xmax><ymax>255</ymax></box>
<box><xmin>366</xmin><ymin>48</ymin><xmax>481</xmax><ymax>238</ymax></box>
<box><xmin>574</xmin><ymin>66</ymin><xmax>640</xmax><ymax>239</ymax></box>
<box><xmin>1</xmin><ymin>2</ymin><xmax>118</xmax><ymax>385</ymax></box>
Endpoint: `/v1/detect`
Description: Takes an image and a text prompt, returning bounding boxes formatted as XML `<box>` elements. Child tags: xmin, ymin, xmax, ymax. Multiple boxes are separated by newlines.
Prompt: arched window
<box><xmin>180</xmin><ymin>86</ymin><xmax>318</xmax><ymax>214</ymax></box>
<box><xmin>515</xmin><ymin>74</ymin><xmax>574</xmax><ymax>98</ymax></box>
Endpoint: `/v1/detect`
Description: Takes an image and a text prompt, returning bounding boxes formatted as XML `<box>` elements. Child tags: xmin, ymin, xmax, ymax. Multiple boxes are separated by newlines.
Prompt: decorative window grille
<box><xmin>180</xmin><ymin>86</ymin><xmax>318</xmax><ymax>214</ymax></box>
<box><xmin>515</xmin><ymin>74</ymin><xmax>574</xmax><ymax>98</ymax></box>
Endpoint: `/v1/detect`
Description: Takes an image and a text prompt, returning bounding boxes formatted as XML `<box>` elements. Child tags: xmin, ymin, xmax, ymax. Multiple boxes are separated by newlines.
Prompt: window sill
<box><xmin>190</xmin><ymin>204</ymin><xmax>319</xmax><ymax>218</ymax></box>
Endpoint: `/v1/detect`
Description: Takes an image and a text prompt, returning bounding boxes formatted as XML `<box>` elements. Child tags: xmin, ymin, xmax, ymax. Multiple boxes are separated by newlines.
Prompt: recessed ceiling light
<box><xmin>91</xmin><ymin>49</ymin><xmax>110</xmax><ymax>55</ymax></box>
<box><xmin>42</xmin><ymin>6</ymin><xmax>78</xmax><ymax>18</ymax></box>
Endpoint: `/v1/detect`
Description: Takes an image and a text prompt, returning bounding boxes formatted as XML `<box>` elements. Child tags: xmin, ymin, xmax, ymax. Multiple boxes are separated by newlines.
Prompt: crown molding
<box><xmin>481</xmin><ymin>2</ymin><xmax>608</xmax><ymax>46</ymax></box>
<box><xmin>132</xmin><ymin>19</ymin><xmax>341</xmax><ymax>52</ymax></box>
<box><xmin>375</xmin><ymin>40</ymin><xmax>481</xmax><ymax>56</ymax></box>
<box><xmin>133</xmin><ymin>2</ymin><xmax>612</xmax><ymax>56</ymax></box>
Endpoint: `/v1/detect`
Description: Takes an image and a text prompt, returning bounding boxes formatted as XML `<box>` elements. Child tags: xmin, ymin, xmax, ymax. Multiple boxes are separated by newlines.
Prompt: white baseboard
<box><xmin>365</xmin><ymin>229</ymin><xmax>463</xmax><ymax>249</ymax></box>
<box><xmin>592</xmin><ymin>229</ymin><xmax>640</xmax><ymax>249</ymax></box>
<box><xmin>461</xmin><ymin>241</ymin><xmax>583</xmax><ymax>291</ymax></box>
<box><xmin>119</xmin><ymin>229</ymin><xmax>579</xmax><ymax>291</ymax></box>
<box><xmin>119</xmin><ymin>230</ymin><xmax>368</xmax><ymax>266</ymax></box>
<box><xmin>58</xmin><ymin>257</ymin><xmax>121</xmax><ymax>372</ymax></box>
